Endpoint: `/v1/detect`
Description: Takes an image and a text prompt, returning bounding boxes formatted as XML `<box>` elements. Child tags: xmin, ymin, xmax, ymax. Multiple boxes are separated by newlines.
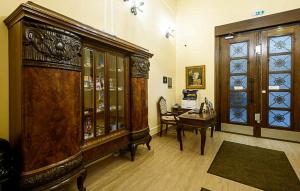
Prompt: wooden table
<box><xmin>177</xmin><ymin>111</ymin><xmax>216</xmax><ymax>155</ymax></box>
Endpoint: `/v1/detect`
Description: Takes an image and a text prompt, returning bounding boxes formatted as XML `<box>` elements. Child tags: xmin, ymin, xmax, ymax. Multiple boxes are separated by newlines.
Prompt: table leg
<box><xmin>177</xmin><ymin>124</ymin><xmax>183</xmax><ymax>151</ymax></box>
<box><xmin>200</xmin><ymin>128</ymin><xmax>206</xmax><ymax>155</ymax></box>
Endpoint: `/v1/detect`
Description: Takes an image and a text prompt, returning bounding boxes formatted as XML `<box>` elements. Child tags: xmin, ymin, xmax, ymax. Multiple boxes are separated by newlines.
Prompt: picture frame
<box><xmin>168</xmin><ymin>77</ymin><xmax>172</xmax><ymax>88</ymax></box>
<box><xmin>185</xmin><ymin>65</ymin><xmax>206</xmax><ymax>89</ymax></box>
<box><xmin>163</xmin><ymin>76</ymin><xmax>167</xmax><ymax>84</ymax></box>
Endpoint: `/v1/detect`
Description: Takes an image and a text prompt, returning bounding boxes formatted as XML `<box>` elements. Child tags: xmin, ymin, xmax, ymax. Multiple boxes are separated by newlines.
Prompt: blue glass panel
<box><xmin>269</xmin><ymin>54</ymin><xmax>291</xmax><ymax>72</ymax></box>
<box><xmin>269</xmin><ymin>36</ymin><xmax>292</xmax><ymax>54</ymax></box>
<box><xmin>230</xmin><ymin>42</ymin><xmax>248</xmax><ymax>58</ymax></box>
<box><xmin>269</xmin><ymin>73</ymin><xmax>291</xmax><ymax>90</ymax></box>
<box><xmin>269</xmin><ymin>92</ymin><xmax>291</xmax><ymax>108</ymax></box>
<box><xmin>230</xmin><ymin>59</ymin><xmax>247</xmax><ymax>74</ymax></box>
<box><xmin>230</xmin><ymin>108</ymin><xmax>247</xmax><ymax>123</ymax></box>
<box><xmin>269</xmin><ymin>110</ymin><xmax>291</xmax><ymax>128</ymax></box>
<box><xmin>230</xmin><ymin>75</ymin><xmax>247</xmax><ymax>90</ymax></box>
<box><xmin>230</xmin><ymin>92</ymin><xmax>247</xmax><ymax>107</ymax></box>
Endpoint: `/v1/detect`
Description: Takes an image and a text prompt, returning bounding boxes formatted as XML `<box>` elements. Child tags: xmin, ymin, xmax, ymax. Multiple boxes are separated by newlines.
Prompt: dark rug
<box><xmin>208</xmin><ymin>141</ymin><xmax>300</xmax><ymax>191</ymax></box>
<box><xmin>200</xmin><ymin>188</ymin><xmax>210</xmax><ymax>191</ymax></box>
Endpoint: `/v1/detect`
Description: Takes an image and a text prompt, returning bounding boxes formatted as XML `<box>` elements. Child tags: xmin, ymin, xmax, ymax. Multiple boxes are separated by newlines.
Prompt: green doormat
<box><xmin>208</xmin><ymin>141</ymin><xmax>300</xmax><ymax>191</ymax></box>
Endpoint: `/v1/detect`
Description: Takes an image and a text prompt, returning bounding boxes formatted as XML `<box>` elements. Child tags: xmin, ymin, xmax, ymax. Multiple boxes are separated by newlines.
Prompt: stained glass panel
<box><xmin>269</xmin><ymin>92</ymin><xmax>291</xmax><ymax>108</ymax></box>
<box><xmin>230</xmin><ymin>108</ymin><xmax>247</xmax><ymax>123</ymax></box>
<box><xmin>269</xmin><ymin>73</ymin><xmax>291</xmax><ymax>90</ymax></box>
<box><xmin>230</xmin><ymin>92</ymin><xmax>247</xmax><ymax>107</ymax></box>
<box><xmin>230</xmin><ymin>75</ymin><xmax>247</xmax><ymax>90</ymax></box>
<box><xmin>269</xmin><ymin>55</ymin><xmax>291</xmax><ymax>72</ymax></box>
<box><xmin>230</xmin><ymin>42</ymin><xmax>248</xmax><ymax>58</ymax></box>
<box><xmin>269</xmin><ymin>110</ymin><xmax>290</xmax><ymax>128</ymax></box>
<box><xmin>269</xmin><ymin>35</ymin><xmax>292</xmax><ymax>54</ymax></box>
<box><xmin>230</xmin><ymin>59</ymin><xmax>247</xmax><ymax>74</ymax></box>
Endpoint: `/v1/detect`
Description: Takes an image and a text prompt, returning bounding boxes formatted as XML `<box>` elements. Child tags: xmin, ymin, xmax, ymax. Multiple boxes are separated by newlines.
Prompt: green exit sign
<box><xmin>253</xmin><ymin>10</ymin><xmax>266</xmax><ymax>16</ymax></box>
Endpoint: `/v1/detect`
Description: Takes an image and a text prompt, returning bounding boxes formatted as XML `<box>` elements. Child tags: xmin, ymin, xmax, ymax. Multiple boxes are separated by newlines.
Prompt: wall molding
<box><xmin>160</xmin><ymin>0</ymin><xmax>177</xmax><ymax>15</ymax></box>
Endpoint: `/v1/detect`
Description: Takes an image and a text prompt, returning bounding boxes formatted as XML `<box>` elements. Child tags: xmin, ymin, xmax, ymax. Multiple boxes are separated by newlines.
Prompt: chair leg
<box><xmin>183</xmin><ymin>129</ymin><xmax>185</xmax><ymax>136</ymax></box>
<box><xmin>195</xmin><ymin>129</ymin><xmax>198</xmax><ymax>135</ymax></box>
<box><xmin>166</xmin><ymin>124</ymin><xmax>168</xmax><ymax>134</ymax></box>
<box><xmin>211</xmin><ymin>125</ymin><xmax>214</xmax><ymax>137</ymax></box>
<box><xmin>160</xmin><ymin>123</ymin><xmax>163</xmax><ymax>137</ymax></box>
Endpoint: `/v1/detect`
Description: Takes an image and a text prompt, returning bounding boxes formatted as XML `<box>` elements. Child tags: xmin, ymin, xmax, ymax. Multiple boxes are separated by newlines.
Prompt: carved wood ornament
<box><xmin>22</xmin><ymin>154</ymin><xmax>84</xmax><ymax>189</ymax></box>
<box><xmin>23</xmin><ymin>22</ymin><xmax>82</xmax><ymax>71</ymax></box>
<box><xmin>131</xmin><ymin>55</ymin><xmax>150</xmax><ymax>78</ymax></box>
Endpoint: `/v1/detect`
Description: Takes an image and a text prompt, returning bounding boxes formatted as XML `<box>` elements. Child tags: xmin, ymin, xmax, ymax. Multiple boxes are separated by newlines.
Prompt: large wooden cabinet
<box><xmin>5</xmin><ymin>2</ymin><xmax>153</xmax><ymax>190</ymax></box>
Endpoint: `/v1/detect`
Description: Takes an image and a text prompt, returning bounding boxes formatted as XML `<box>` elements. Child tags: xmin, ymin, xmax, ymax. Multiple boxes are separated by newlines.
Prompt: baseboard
<box><xmin>149</xmin><ymin>125</ymin><xmax>160</xmax><ymax>136</ymax></box>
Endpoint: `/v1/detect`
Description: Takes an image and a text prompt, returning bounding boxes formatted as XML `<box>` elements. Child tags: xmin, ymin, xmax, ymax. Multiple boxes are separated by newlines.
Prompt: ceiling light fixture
<box><xmin>124</xmin><ymin>0</ymin><xmax>144</xmax><ymax>16</ymax></box>
<box><xmin>165</xmin><ymin>28</ymin><xmax>175</xmax><ymax>39</ymax></box>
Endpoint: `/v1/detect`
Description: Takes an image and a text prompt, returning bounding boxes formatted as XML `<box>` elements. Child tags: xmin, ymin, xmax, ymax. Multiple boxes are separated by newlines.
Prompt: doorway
<box><xmin>216</xmin><ymin>22</ymin><xmax>300</xmax><ymax>142</ymax></box>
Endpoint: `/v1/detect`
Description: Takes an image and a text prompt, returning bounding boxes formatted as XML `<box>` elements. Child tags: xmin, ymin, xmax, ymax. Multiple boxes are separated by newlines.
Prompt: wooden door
<box><xmin>219</xmin><ymin>32</ymin><xmax>258</xmax><ymax>135</ymax></box>
<box><xmin>261</xmin><ymin>26</ymin><xmax>300</xmax><ymax>132</ymax></box>
<box><xmin>219</xmin><ymin>25</ymin><xmax>300</xmax><ymax>140</ymax></box>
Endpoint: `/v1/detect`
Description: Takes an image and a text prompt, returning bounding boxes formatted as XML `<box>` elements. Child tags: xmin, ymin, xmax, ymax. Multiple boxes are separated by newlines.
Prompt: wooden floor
<box><xmin>69</xmin><ymin>129</ymin><xmax>300</xmax><ymax>191</ymax></box>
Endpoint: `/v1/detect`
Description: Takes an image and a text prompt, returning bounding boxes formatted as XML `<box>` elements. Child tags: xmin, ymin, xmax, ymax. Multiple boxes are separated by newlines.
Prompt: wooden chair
<box><xmin>158</xmin><ymin>96</ymin><xmax>179</xmax><ymax>137</ymax></box>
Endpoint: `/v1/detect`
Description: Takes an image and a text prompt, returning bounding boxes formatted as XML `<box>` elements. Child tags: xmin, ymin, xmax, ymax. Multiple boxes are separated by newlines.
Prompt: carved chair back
<box><xmin>158</xmin><ymin>96</ymin><xmax>168</xmax><ymax>115</ymax></box>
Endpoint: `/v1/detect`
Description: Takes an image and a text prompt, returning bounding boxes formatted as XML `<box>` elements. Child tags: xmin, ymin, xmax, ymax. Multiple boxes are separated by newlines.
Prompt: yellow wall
<box><xmin>3</xmin><ymin>0</ymin><xmax>300</xmax><ymax>140</ymax></box>
<box><xmin>0</xmin><ymin>0</ymin><xmax>177</xmax><ymax>139</ymax></box>
<box><xmin>176</xmin><ymin>0</ymin><xmax>300</xmax><ymax>103</ymax></box>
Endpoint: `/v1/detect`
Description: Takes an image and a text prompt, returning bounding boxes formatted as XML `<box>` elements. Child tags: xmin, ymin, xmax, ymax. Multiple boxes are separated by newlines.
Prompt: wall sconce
<box><xmin>124</xmin><ymin>0</ymin><xmax>144</xmax><ymax>15</ymax></box>
<box><xmin>165</xmin><ymin>28</ymin><xmax>175</xmax><ymax>39</ymax></box>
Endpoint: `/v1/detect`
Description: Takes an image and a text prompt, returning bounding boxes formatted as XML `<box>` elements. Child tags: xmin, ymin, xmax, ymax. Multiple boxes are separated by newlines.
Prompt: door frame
<box><xmin>215</xmin><ymin>8</ymin><xmax>300</xmax><ymax>134</ymax></box>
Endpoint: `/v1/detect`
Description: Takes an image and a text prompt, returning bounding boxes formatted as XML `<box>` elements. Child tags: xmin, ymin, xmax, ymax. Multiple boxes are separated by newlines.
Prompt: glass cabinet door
<box><xmin>108</xmin><ymin>54</ymin><xmax>126</xmax><ymax>132</ymax></box>
<box><xmin>83</xmin><ymin>48</ymin><xmax>127</xmax><ymax>141</ymax></box>
<box><xmin>83</xmin><ymin>48</ymin><xmax>94</xmax><ymax>140</ymax></box>
<box><xmin>108</xmin><ymin>54</ymin><xmax>118</xmax><ymax>132</ymax></box>
<box><xmin>95</xmin><ymin>51</ymin><xmax>105</xmax><ymax>136</ymax></box>
<box><xmin>117</xmin><ymin>57</ymin><xmax>125</xmax><ymax>130</ymax></box>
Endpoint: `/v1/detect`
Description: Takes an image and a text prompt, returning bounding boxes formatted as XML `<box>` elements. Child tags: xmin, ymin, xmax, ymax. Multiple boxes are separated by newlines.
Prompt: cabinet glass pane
<box><xmin>108</xmin><ymin>54</ymin><xmax>118</xmax><ymax>132</ymax></box>
<box><xmin>83</xmin><ymin>48</ymin><xmax>94</xmax><ymax>140</ymax></box>
<box><xmin>230</xmin><ymin>59</ymin><xmax>247</xmax><ymax>74</ymax></box>
<box><xmin>230</xmin><ymin>42</ymin><xmax>248</xmax><ymax>58</ymax></box>
<box><xmin>230</xmin><ymin>92</ymin><xmax>247</xmax><ymax>107</ymax></box>
<box><xmin>269</xmin><ymin>110</ymin><xmax>291</xmax><ymax>128</ymax></box>
<box><xmin>230</xmin><ymin>75</ymin><xmax>247</xmax><ymax>90</ymax></box>
<box><xmin>230</xmin><ymin>108</ymin><xmax>247</xmax><ymax>124</ymax></box>
<box><xmin>269</xmin><ymin>73</ymin><xmax>291</xmax><ymax>90</ymax></box>
<box><xmin>269</xmin><ymin>55</ymin><xmax>291</xmax><ymax>72</ymax></box>
<box><xmin>117</xmin><ymin>57</ymin><xmax>125</xmax><ymax>129</ymax></box>
<box><xmin>269</xmin><ymin>92</ymin><xmax>291</xmax><ymax>109</ymax></box>
<box><xmin>269</xmin><ymin>35</ymin><xmax>292</xmax><ymax>54</ymax></box>
<box><xmin>95</xmin><ymin>51</ymin><xmax>105</xmax><ymax>136</ymax></box>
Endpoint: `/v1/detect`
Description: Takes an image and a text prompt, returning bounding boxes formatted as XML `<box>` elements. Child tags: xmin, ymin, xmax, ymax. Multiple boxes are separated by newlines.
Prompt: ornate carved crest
<box><xmin>23</xmin><ymin>22</ymin><xmax>82</xmax><ymax>71</ymax></box>
<box><xmin>131</xmin><ymin>55</ymin><xmax>150</xmax><ymax>79</ymax></box>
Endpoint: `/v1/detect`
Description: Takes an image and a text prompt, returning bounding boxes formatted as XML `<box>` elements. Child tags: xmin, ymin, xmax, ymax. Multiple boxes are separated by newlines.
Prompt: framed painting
<box><xmin>186</xmin><ymin>65</ymin><xmax>206</xmax><ymax>89</ymax></box>
<box><xmin>168</xmin><ymin>77</ymin><xmax>172</xmax><ymax>88</ymax></box>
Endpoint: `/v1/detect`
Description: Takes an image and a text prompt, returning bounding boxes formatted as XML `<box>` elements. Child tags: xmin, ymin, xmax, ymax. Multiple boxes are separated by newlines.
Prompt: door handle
<box><xmin>255</xmin><ymin>113</ymin><xmax>261</xmax><ymax>123</ymax></box>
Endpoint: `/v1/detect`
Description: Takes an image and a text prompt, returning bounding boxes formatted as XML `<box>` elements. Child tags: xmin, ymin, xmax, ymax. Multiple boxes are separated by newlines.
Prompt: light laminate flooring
<box><xmin>71</xmin><ymin>129</ymin><xmax>300</xmax><ymax>191</ymax></box>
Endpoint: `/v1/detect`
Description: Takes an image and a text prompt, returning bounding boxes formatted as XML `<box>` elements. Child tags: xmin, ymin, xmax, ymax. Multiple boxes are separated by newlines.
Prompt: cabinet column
<box><xmin>129</xmin><ymin>55</ymin><xmax>152</xmax><ymax>161</ymax></box>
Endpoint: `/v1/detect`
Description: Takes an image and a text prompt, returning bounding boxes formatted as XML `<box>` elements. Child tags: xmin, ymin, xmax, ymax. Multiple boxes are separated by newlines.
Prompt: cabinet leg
<box><xmin>130</xmin><ymin>144</ymin><xmax>137</xmax><ymax>161</ymax></box>
<box><xmin>77</xmin><ymin>169</ymin><xmax>87</xmax><ymax>191</ymax></box>
<box><xmin>146</xmin><ymin>136</ymin><xmax>152</xmax><ymax>150</ymax></box>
